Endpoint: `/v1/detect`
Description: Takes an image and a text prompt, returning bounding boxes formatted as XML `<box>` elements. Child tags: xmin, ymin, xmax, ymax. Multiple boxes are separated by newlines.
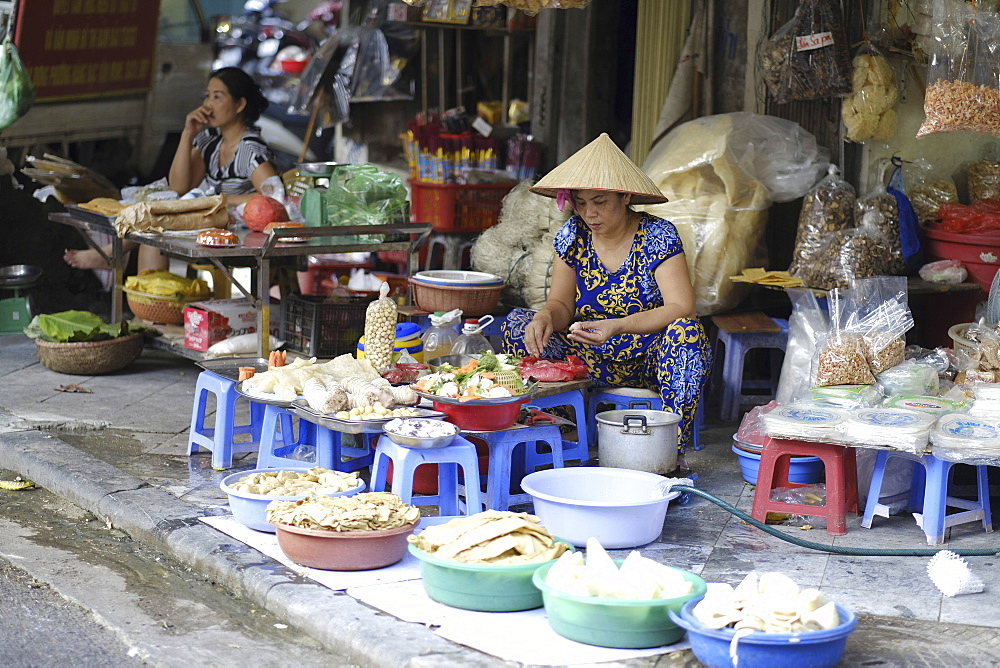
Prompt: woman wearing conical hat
<box><xmin>500</xmin><ymin>133</ymin><xmax>711</xmax><ymax>466</ymax></box>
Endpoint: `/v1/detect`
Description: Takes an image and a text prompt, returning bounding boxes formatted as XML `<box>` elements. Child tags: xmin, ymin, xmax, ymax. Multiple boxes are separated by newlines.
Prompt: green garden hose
<box><xmin>672</xmin><ymin>485</ymin><xmax>999</xmax><ymax>557</ymax></box>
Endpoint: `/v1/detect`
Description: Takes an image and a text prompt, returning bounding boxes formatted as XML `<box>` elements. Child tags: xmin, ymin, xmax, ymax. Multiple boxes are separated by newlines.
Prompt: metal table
<box><xmin>49</xmin><ymin>210</ymin><xmax>432</xmax><ymax>358</ymax></box>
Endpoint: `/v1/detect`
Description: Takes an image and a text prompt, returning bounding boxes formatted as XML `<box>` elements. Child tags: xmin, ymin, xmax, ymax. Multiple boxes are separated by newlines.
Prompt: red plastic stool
<box><xmin>750</xmin><ymin>436</ymin><xmax>859</xmax><ymax>536</ymax></box>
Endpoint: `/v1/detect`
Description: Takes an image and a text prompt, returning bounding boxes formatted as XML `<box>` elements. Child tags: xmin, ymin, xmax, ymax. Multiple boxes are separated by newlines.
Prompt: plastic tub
<box><xmin>520</xmin><ymin>467</ymin><xmax>680</xmax><ymax>548</ymax></box>
<box><xmin>272</xmin><ymin>520</ymin><xmax>417</xmax><ymax>571</ymax></box>
<box><xmin>408</xmin><ymin>542</ymin><xmax>572</xmax><ymax>611</ymax></box>
<box><xmin>220</xmin><ymin>468</ymin><xmax>365</xmax><ymax>532</ymax></box>
<box><xmin>670</xmin><ymin>597</ymin><xmax>857</xmax><ymax>668</ymax></box>
<box><xmin>532</xmin><ymin>559</ymin><xmax>707</xmax><ymax>648</ymax></box>
<box><xmin>731</xmin><ymin>444</ymin><xmax>824</xmax><ymax>486</ymax></box>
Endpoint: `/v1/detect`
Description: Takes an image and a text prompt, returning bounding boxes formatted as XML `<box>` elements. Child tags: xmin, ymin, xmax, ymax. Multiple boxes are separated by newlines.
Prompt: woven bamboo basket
<box><xmin>124</xmin><ymin>288</ymin><xmax>201</xmax><ymax>325</ymax></box>
<box><xmin>35</xmin><ymin>332</ymin><xmax>145</xmax><ymax>375</ymax></box>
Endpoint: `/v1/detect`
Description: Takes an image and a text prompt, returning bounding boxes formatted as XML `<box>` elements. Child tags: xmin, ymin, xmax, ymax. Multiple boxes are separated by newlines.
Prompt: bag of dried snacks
<box><xmin>917</xmin><ymin>0</ymin><xmax>1000</xmax><ymax>138</ymax></box>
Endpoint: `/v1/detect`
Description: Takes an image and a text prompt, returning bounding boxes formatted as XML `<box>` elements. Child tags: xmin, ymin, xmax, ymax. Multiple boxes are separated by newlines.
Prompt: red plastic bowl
<box><xmin>434</xmin><ymin>398</ymin><xmax>528</xmax><ymax>431</ymax></box>
<box><xmin>279</xmin><ymin>58</ymin><xmax>308</xmax><ymax>74</ymax></box>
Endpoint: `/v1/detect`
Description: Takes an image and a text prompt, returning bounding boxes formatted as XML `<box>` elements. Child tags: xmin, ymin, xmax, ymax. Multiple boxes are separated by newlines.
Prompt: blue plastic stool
<box><xmin>713</xmin><ymin>315</ymin><xmax>788</xmax><ymax>422</ymax></box>
<box><xmin>188</xmin><ymin>371</ymin><xmax>264</xmax><ymax>470</ymax></box>
<box><xmin>526</xmin><ymin>390</ymin><xmax>590</xmax><ymax>463</ymax></box>
<box><xmin>466</xmin><ymin>423</ymin><xmax>565</xmax><ymax>511</ymax></box>
<box><xmin>371</xmin><ymin>434</ymin><xmax>483</xmax><ymax>516</ymax></box>
<box><xmin>862</xmin><ymin>450</ymin><xmax>993</xmax><ymax>545</ymax></box>
<box><xmin>588</xmin><ymin>387</ymin><xmax>704</xmax><ymax>451</ymax></box>
<box><xmin>255</xmin><ymin>404</ymin><xmax>375</xmax><ymax>472</ymax></box>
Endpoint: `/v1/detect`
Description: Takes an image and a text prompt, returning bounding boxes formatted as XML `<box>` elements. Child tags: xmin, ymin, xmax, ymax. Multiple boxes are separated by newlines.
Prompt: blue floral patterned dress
<box><xmin>501</xmin><ymin>212</ymin><xmax>711</xmax><ymax>452</ymax></box>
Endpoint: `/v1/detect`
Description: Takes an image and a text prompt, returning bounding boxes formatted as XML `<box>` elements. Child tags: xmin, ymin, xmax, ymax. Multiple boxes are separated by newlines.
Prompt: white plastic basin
<box><xmin>520</xmin><ymin>467</ymin><xmax>680</xmax><ymax>549</ymax></box>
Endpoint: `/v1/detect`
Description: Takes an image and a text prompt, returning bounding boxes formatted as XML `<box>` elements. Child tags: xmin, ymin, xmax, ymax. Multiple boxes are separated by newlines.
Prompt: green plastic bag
<box><xmin>0</xmin><ymin>36</ymin><xmax>35</xmax><ymax>130</ymax></box>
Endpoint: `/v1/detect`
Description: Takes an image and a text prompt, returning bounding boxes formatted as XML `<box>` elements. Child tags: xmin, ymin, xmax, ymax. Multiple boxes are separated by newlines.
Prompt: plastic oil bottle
<box><xmin>421</xmin><ymin>309</ymin><xmax>462</xmax><ymax>360</ymax></box>
<box><xmin>450</xmin><ymin>315</ymin><xmax>495</xmax><ymax>356</ymax></box>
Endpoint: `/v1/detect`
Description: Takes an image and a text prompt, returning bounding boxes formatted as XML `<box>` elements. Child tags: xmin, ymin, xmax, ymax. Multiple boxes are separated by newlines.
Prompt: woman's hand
<box><xmin>568</xmin><ymin>319</ymin><xmax>617</xmax><ymax>346</ymax></box>
<box><xmin>183</xmin><ymin>104</ymin><xmax>212</xmax><ymax>136</ymax></box>
<box><xmin>525</xmin><ymin>312</ymin><xmax>555</xmax><ymax>357</ymax></box>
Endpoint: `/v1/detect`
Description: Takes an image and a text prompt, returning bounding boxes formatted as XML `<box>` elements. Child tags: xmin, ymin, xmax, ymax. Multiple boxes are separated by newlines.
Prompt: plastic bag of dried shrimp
<box><xmin>917</xmin><ymin>0</ymin><xmax>1000</xmax><ymax>138</ymax></box>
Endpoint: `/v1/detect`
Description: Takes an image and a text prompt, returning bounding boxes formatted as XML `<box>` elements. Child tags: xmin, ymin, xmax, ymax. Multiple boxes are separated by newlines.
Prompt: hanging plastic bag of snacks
<box><xmin>842</xmin><ymin>43</ymin><xmax>898</xmax><ymax>143</ymax></box>
<box><xmin>789</xmin><ymin>165</ymin><xmax>856</xmax><ymax>278</ymax></box>
<box><xmin>907</xmin><ymin>158</ymin><xmax>958</xmax><ymax>226</ymax></box>
<box><xmin>917</xmin><ymin>0</ymin><xmax>1000</xmax><ymax>138</ymax></box>
<box><xmin>760</xmin><ymin>0</ymin><xmax>853</xmax><ymax>105</ymax></box>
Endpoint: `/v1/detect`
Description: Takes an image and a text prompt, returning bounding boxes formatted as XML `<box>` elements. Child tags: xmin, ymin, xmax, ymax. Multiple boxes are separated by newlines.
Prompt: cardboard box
<box><xmin>183</xmin><ymin>299</ymin><xmax>259</xmax><ymax>352</ymax></box>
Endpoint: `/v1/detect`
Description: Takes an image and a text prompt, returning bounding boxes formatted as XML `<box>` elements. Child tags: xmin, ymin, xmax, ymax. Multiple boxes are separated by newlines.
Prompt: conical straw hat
<box><xmin>530</xmin><ymin>133</ymin><xmax>667</xmax><ymax>204</ymax></box>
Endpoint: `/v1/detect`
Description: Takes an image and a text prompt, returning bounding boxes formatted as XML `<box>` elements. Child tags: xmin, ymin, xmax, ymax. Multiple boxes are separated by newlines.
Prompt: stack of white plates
<box><xmin>840</xmin><ymin>408</ymin><xmax>936</xmax><ymax>452</ymax></box>
<box><xmin>761</xmin><ymin>404</ymin><xmax>848</xmax><ymax>441</ymax></box>
<box><xmin>931</xmin><ymin>414</ymin><xmax>1000</xmax><ymax>463</ymax></box>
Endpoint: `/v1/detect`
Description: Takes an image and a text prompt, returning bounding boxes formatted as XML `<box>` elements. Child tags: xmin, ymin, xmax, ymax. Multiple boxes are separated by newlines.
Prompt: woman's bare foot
<box><xmin>63</xmin><ymin>248</ymin><xmax>110</xmax><ymax>270</ymax></box>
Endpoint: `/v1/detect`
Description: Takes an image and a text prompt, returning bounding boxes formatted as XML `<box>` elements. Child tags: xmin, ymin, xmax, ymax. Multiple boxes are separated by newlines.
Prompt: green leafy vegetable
<box><xmin>23</xmin><ymin>311</ymin><xmax>135</xmax><ymax>343</ymax></box>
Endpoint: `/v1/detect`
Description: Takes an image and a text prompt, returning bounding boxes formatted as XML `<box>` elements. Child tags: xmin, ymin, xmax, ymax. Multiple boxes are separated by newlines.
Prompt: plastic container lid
<box><xmin>396</xmin><ymin>322</ymin><xmax>421</xmax><ymax>340</ymax></box>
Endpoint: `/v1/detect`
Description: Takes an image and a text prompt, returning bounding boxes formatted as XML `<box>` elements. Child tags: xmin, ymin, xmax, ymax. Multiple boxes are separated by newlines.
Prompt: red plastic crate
<box><xmin>409</xmin><ymin>180</ymin><xmax>514</xmax><ymax>233</ymax></box>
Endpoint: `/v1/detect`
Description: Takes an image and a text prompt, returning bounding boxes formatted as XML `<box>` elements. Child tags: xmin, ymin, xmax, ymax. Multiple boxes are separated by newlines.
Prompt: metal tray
<box><xmin>291</xmin><ymin>400</ymin><xmax>446</xmax><ymax>434</ymax></box>
<box><xmin>412</xmin><ymin>387</ymin><xmax>536</xmax><ymax>406</ymax></box>
<box><xmin>65</xmin><ymin>204</ymin><xmax>116</xmax><ymax>228</ymax></box>
<box><xmin>196</xmin><ymin>357</ymin><xmax>270</xmax><ymax>382</ymax></box>
<box><xmin>235</xmin><ymin>381</ymin><xmax>300</xmax><ymax>407</ymax></box>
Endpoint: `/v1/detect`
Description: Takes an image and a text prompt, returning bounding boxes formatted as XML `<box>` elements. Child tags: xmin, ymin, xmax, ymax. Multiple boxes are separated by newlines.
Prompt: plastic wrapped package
<box><xmin>839</xmin><ymin>408</ymin><xmax>936</xmax><ymax>452</ymax></box>
<box><xmin>788</xmin><ymin>166</ymin><xmax>856</xmax><ymax>278</ymax></box>
<box><xmin>759</xmin><ymin>0</ymin><xmax>853</xmax><ymax>105</ymax></box>
<box><xmin>735</xmin><ymin>401</ymin><xmax>780</xmax><ymax>447</ymax></box>
<box><xmin>909</xmin><ymin>179</ymin><xmax>959</xmax><ymax>226</ymax></box>
<box><xmin>884</xmin><ymin>394</ymin><xmax>966</xmax><ymax>415</ymax></box>
<box><xmin>808</xmin><ymin>383</ymin><xmax>883</xmax><ymax>408</ymax></box>
<box><xmin>849</xmin><ymin>276</ymin><xmax>914</xmax><ymax>373</ymax></box>
<box><xmin>842</xmin><ymin>44</ymin><xmax>899</xmax><ymax>143</ymax></box>
<box><xmin>761</xmin><ymin>403</ymin><xmax>849</xmax><ymax>441</ymax></box>
<box><xmin>805</xmin><ymin>212</ymin><xmax>889</xmax><ymax>290</ymax></box>
<box><xmin>855</xmin><ymin>186</ymin><xmax>905</xmax><ymax>274</ymax></box>
<box><xmin>918</xmin><ymin>259</ymin><xmax>967</xmax><ymax>284</ymax></box>
<box><xmin>815</xmin><ymin>333</ymin><xmax>876</xmax><ymax>386</ymax></box>
<box><xmin>643</xmin><ymin>112</ymin><xmax>829</xmax><ymax>314</ymax></box>
<box><xmin>917</xmin><ymin>0</ymin><xmax>1000</xmax><ymax>138</ymax></box>
<box><xmin>776</xmin><ymin>288</ymin><xmax>830</xmax><ymax>403</ymax></box>
<box><xmin>932</xmin><ymin>413</ymin><xmax>1000</xmax><ymax>464</ymax></box>
<box><xmin>876</xmin><ymin>360</ymin><xmax>941</xmax><ymax>397</ymax></box>
<box><xmin>967</xmin><ymin>160</ymin><xmax>1000</xmax><ymax>201</ymax></box>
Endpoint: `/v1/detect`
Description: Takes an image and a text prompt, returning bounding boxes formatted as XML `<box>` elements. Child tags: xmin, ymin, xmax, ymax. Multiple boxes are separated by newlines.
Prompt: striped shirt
<box><xmin>192</xmin><ymin>127</ymin><xmax>272</xmax><ymax>195</ymax></box>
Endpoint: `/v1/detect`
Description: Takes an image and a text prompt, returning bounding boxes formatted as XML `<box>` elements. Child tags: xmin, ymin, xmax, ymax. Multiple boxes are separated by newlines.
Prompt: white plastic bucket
<box><xmin>596</xmin><ymin>409</ymin><xmax>681</xmax><ymax>474</ymax></box>
<box><xmin>520</xmin><ymin>467</ymin><xmax>680</xmax><ymax>548</ymax></box>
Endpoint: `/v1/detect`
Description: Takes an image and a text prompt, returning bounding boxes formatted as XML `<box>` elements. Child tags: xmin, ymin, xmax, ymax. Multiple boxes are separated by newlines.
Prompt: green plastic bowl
<box><xmin>408</xmin><ymin>542</ymin><xmax>573</xmax><ymax>612</ymax></box>
<box><xmin>531</xmin><ymin>559</ymin><xmax>707</xmax><ymax>649</ymax></box>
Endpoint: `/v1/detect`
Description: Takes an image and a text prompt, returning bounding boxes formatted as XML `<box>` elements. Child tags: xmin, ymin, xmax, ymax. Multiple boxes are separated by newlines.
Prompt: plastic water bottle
<box><xmin>450</xmin><ymin>316</ymin><xmax>495</xmax><ymax>356</ymax></box>
<box><xmin>421</xmin><ymin>309</ymin><xmax>462</xmax><ymax>359</ymax></box>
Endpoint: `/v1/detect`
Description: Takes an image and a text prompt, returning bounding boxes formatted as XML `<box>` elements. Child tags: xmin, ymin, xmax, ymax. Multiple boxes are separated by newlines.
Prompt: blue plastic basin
<box><xmin>220</xmin><ymin>468</ymin><xmax>365</xmax><ymax>532</ymax></box>
<box><xmin>731</xmin><ymin>444</ymin><xmax>824</xmax><ymax>486</ymax></box>
<box><xmin>669</xmin><ymin>596</ymin><xmax>857</xmax><ymax>668</ymax></box>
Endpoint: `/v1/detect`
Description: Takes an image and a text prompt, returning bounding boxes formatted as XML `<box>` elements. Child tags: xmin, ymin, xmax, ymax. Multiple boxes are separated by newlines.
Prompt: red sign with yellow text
<box><xmin>14</xmin><ymin>0</ymin><xmax>160</xmax><ymax>102</ymax></box>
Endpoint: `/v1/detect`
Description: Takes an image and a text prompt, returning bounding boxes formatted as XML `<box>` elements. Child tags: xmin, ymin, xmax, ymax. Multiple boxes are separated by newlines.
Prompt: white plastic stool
<box><xmin>425</xmin><ymin>233</ymin><xmax>477</xmax><ymax>270</ymax></box>
<box><xmin>371</xmin><ymin>434</ymin><xmax>483</xmax><ymax>516</ymax></box>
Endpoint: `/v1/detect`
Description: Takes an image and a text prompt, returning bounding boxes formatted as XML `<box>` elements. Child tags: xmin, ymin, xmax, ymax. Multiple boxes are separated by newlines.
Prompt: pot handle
<box><xmin>621</xmin><ymin>414</ymin><xmax>649</xmax><ymax>435</ymax></box>
<box><xmin>627</xmin><ymin>400</ymin><xmax>653</xmax><ymax>410</ymax></box>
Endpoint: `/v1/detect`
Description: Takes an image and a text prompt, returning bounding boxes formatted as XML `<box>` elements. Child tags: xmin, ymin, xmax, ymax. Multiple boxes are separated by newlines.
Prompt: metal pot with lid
<box><xmin>596</xmin><ymin>409</ymin><xmax>681</xmax><ymax>475</ymax></box>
